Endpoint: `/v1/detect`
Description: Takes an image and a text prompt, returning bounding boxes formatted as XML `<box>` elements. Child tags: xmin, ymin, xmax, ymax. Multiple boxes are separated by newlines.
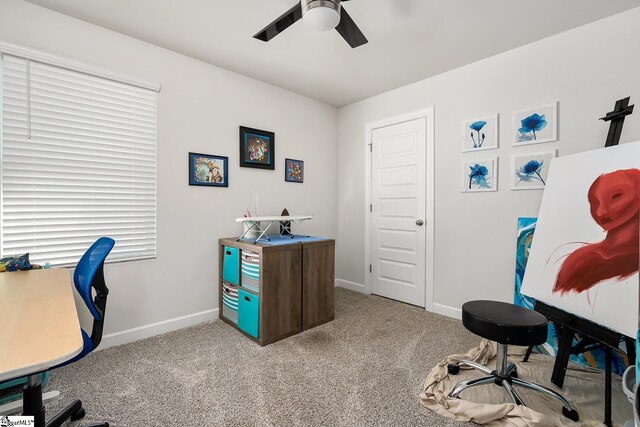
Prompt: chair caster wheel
<box><xmin>562</xmin><ymin>407</ymin><xmax>579</xmax><ymax>422</ymax></box>
<box><xmin>71</xmin><ymin>407</ymin><xmax>86</xmax><ymax>421</ymax></box>
<box><xmin>447</xmin><ymin>364</ymin><xmax>460</xmax><ymax>375</ymax></box>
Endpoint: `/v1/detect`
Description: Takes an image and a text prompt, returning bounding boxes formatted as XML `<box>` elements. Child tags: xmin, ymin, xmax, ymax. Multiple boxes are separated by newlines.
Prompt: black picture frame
<box><xmin>188</xmin><ymin>152</ymin><xmax>229</xmax><ymax>187</ymax></box>
<box><xmin>284</xmin><ymin>158</ymin><xmax>304</xmax><ymax>183</ymax></box>
<box><xmin>239</xmin><ymin>126</ymin><xmax>275</xmax><ymax>170</ymax></box>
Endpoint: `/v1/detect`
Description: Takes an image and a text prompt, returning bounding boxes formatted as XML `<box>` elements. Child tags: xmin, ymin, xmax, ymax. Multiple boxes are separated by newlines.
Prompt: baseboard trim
<box><xmin>335</xmin><ymin>279</ymin><xmax>366</xmax><ymax>293</ymax></box>
<box><xmin>431</xmin><ymin>303</ymin><xmax>462</xmax><ymax>320</ymax></box>
<box><xmin>100</xmin><ymin>308</ymin><xmax>219</xmax><ymax>350</ymax></box>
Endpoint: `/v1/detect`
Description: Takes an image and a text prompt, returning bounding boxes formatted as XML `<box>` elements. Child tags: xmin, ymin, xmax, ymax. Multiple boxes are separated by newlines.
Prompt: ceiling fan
<box><xmin>253</xmin><ymin>0</ymin><xmax>368</xmax><ymax>48</ymax></box>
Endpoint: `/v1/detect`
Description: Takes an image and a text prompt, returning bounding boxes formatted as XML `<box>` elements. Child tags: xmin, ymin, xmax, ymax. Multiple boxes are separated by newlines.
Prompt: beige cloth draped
<box><xmin>420</xmin><ymin>340</ymin><xmax>632</xmax><ymax>426</ymax></box>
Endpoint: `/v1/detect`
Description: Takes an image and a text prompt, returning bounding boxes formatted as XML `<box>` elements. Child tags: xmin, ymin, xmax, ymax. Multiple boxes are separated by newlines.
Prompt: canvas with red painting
<box><xmin>521</xmin><ymin>141</ymin><xmax>640</xmax><ymax>338</ymax></box>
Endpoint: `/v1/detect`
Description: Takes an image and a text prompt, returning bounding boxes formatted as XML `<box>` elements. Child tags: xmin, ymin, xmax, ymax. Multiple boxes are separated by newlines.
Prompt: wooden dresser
<box><xmin>219</xmin><ymin>237</ymin><xmax>335</xmax><ymax>346</ymax></box>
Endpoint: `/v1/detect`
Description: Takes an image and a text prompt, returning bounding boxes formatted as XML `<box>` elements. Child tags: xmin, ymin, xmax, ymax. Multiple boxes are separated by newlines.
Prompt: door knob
<box><xmin>416</xmin><ymin>219</ymin><xmax>424</xmax><ymax>226</ymax></box>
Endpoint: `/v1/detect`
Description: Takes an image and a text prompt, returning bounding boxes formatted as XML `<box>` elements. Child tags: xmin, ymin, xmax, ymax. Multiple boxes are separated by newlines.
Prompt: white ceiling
<box><xmin>25</xmin><ymin>0</ymin><xmax>640</xmax><ymax>107</ymax></box>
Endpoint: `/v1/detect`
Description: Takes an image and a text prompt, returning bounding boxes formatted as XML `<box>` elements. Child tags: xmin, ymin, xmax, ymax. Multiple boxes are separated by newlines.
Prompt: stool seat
<box><xmin>462</xmin><ymin>300</ymin><xmax>547</xmax><ymax>347</ymax></box>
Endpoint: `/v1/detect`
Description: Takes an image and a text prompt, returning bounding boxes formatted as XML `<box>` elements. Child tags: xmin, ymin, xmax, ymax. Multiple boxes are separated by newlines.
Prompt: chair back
<box><xmin>74</xmin><ymin>237</ymin><xmax>115</xmax><ymax>348</ymax></box>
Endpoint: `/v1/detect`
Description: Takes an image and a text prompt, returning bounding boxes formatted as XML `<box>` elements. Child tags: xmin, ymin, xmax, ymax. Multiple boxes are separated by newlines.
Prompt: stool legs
<box><xmin>449</xmin><ymin>360</ymin><xmax>493</xmax><ymax>375</ymax></box>
<box><xmin>450</xmin><ymin>376</ymin><xmax>495</xmax><ymax>398</ymax></box>
<box><xmin>447</xmin><ymin>343</ymin><xmax>579</xmax><ymax>422</ymax></box>
<box><xmin>502</xmin><ymin>380</ymin><xmax>525</xmax><ymax>405</ymax></box>
<box><xmin>511</xmin><ymin>378</ymin><xmax>573</xmax><ymax>410</ymax></box>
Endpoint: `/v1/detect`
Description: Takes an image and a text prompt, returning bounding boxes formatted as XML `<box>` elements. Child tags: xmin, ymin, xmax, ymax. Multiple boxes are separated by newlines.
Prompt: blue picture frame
<box><xmin>189</xmin><ymin>152</ymin><xmax>228</xmax><ymax>187</ymax></box>
<box><xmin>285</xmin><ymin>158</ymin><xmax>304</xmax><ymax>183</ymax></box>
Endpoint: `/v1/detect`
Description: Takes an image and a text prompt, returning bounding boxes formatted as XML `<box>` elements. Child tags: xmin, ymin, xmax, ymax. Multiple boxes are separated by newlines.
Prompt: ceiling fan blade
<box><xmin>335</xmin><ymin>6</ymin><xmax>368</xmax><ymax>48</ymax></box>
<box><xmin>253</xmin><ymin>2</ymin><xmax>303</xmax><ymax>42</ymax></box>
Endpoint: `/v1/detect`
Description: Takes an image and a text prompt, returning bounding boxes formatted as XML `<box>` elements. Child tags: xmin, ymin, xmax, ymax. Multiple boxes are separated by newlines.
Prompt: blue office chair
<box><xmin>0</xmin><ymin>237</ymin><xmax>115</xmax><ymax>427</ymax></box>
<box><xmin>43</xmin><ymin>237</ymin><xmax>115</xmax><ymax>427</ymax></box>
<box><xmin>0</xmin><ymin>238</ymin><xmax>115</xmax><ymax>426</ymax></box>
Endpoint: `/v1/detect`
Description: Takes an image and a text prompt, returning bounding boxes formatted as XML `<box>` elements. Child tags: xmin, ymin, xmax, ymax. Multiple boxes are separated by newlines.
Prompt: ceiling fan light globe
<box><xmin>302</xmin><ymin>1</ymin><xmax>341</xmax><ymax>32</ymax></box>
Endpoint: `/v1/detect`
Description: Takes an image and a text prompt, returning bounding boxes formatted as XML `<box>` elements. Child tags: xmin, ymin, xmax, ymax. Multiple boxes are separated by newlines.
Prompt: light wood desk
<box><xmin>0</xmin><ymin>269</ymin><xmax>83</xmax><ymax>382</ymax></box>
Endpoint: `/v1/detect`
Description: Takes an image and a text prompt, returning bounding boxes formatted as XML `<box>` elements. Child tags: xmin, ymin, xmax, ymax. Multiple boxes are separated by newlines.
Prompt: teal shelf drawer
<box><xmin>238</xmin><ymin>289</ymin><xmax>259</xmax><ymax>339</ymax></box>
<box><xmin>222</xmin><ymin>246</ymin><xmax>239</xmax><ymax>285</ymax></box>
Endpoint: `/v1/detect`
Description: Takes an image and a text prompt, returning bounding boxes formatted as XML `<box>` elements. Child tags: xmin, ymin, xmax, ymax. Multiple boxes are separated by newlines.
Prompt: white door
<box><xmin>371</xmin><ymin>118</ymin><xmax>426</xmax><ymax>307</ymax></box>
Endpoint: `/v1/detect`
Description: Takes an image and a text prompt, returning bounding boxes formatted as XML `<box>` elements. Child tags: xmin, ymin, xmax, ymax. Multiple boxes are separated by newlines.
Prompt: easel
<box><xmin>602</xmin><ymin>97</ymin><xmax>634</xmax><ymax>147</ymax></box>
<box><xmin>529</xmin><ymin>97</ymin><xmax>635</xmax><ymax>427</ymax></box>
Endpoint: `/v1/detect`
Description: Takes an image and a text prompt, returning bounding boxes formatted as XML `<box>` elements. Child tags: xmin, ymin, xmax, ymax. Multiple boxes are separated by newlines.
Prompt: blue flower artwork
<box><xmin>511</xmin><ymin>151</ymin><xmax>555</xmax><ymax>190</ymax></box>
<box><xmin>518</xmin><ymin>113</ymin><xmax>547</xmax><ymax>142</ymax></box>
<box><xmin>513</xmin><ymin>103</ymin><xmax>557</xmax><ymax>145</ymax></box>
<box><xmin>463</xmin><ymin>115</ymin><xmax>498</xmax><ymax>152</ymax></box>
<box><xmin>469</xmin><ymin>120</ymin><xmax>487</xmax><ymax>148</ymax></box>
<box><xmin>463</xmin><ymin>159</ymin><xmax>496</xmax><ymax>192</ymax></box>
<box><xmin>516</xmin><ymin>159</ymin><xmax>545</xmax><ymax>185</ymax></box>
<box><xmin>469</xmin><ymin>164</ymin><xmax>489</xmax><ymax>189</ymax></box>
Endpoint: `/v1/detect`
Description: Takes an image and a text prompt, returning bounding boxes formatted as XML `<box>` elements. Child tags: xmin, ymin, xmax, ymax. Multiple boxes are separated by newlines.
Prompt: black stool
<box><xmin>448</xmin><ymin>300</ymin><xmax>579</xmax><ymax>421</ymax></box>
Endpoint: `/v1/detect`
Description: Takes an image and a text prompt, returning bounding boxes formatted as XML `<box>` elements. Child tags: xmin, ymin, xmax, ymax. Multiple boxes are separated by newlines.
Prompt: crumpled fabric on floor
<box><xmin>420</xmin><ymin>339</ymin><xmax>632</xmax><ymax>426</ymax></box>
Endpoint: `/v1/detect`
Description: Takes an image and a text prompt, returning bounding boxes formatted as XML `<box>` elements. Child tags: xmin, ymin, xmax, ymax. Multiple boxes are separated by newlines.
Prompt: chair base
<box><xmin>44</xmin><ymin>399</ymin><xmax>109</xmax><ymax>427</ymax></box>
<box><xmin>21</xmin><ymin>375</ymin><xmax>109</xmax><ymax>427</ymax></box>
<box><xmin>447</xmin><ymin>343</ymin><xmax>579</xmax><ymax>422</ymax></box>
<box><xmin>0</xmin><ymin>391</ymin><xmax>60</xmax><ymax>416</ymax></box>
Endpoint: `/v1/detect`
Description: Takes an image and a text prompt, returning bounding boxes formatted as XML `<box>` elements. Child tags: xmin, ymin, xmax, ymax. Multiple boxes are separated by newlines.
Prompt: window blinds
<box><xmin>1</xmin><ymin>54</ymin><xmax>157</xmax><ymax>266</ymax></box>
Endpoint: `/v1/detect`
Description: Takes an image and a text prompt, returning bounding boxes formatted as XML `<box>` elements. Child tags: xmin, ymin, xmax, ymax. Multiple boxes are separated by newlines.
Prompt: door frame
<box><xmin>364</xmin><ymin>107</ymin><xmax>435</xmax><ymax>311</ymax></box>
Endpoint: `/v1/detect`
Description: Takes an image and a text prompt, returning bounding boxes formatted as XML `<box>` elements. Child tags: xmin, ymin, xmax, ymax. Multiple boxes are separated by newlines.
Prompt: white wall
<box><xmin>0</xmin><ymin>0</ymin><xmax>338</xmax><ymax>345</ymax></box>
<box><xmin>337</xmin><ymin>8</ymin><xmax>640</xmax><ymax>318</ymax></box>
<box><xmin>2</xmin><ymin>1</ymin><xmax>638</xmax><ymax>341</ymax></box>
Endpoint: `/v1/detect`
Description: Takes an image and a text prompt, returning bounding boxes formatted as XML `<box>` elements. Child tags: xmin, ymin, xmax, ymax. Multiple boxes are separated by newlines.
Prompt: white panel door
<box><xmin>371</xmin><ymin>118</ymin><xmax>426</xmax><ymax>307</ymax></box>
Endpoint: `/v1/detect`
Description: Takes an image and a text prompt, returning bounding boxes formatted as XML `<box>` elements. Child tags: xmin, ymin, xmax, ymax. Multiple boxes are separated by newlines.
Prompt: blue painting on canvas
<box><xmin>514</xmin><ymin>217</ymin><xmax>537</xmax><ymax>309</ymax></box>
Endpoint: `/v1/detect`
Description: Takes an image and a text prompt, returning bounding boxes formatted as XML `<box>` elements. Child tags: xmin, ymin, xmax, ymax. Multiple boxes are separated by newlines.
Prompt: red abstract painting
<box><xmin>553</xmin><ymin>169</ymin><xmax>640</xmax><ymax>295</ymax></box>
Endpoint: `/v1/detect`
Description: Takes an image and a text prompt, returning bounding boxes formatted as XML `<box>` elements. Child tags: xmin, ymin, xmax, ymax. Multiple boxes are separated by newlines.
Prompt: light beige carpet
<box><xmin>44</xmin><ymin>288</ymin><xmax>479</xmax><ymax>426</ymax></box>
<box><xmin>38</xmin><ymin>288</ymin><xmax>631</xmax><ymax>426</ymax></box>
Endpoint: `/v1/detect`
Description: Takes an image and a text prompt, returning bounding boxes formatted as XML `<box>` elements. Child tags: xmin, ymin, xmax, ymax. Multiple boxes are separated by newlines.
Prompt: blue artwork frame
<box><xmin>239</xmin><ymin>126</ymin><xmax>275</xmax><ymax>170</ymax></box>
<box><xmin>285</xmin><ymin>158</ymin><xmax>304</xmax><ymax>183</ymax></box>
<box><xmin>189</xmin><ymin>152</ymin><xmax>228</xmax><ymax>187</ymax></box>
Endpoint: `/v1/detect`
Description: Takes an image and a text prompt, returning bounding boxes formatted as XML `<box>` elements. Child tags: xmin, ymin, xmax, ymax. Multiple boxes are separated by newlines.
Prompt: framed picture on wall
<box><xmin>511</xmin><ymin>150</ymin><xmax>557</xmax><ymax>190</ymax></box>
<box><xmin>461</xmin><ymin>157</ymin><xmax>498</xmax><ymax>192</ymax></box>
<box><xmin>462</xmin><ymin>114</ymin><xmax>498</xmax><ymax>152</ymax></box>
<box><xmin>239</xmin><ymin>126</ymin><xmax>275</xmax><ymax>170</ymax></box>
<box><xmin>189</xmin><ymin>152</ymin><xmax>228</xmax><ymax>187</ymax></box>
<box><xmin>285</xmin><ymin>158</ymin><xmax>304</xmax><ymax>183</ymax></box>
<box><xmin>512</xmin><ymin>102</ymin><xmax>558</xmax><ymax>146</ymax></box>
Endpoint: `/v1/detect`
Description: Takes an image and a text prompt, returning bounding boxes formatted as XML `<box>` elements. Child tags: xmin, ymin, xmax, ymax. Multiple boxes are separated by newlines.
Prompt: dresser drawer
<box><xmin>241</xmin><ymin>250</ymin><xmax>260</xmax><ymax>293</ymax></box>
<box><xmin>222</xmin><ymin>246</ymin><xmax>239</xmax><ymax>285</ymax></box>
